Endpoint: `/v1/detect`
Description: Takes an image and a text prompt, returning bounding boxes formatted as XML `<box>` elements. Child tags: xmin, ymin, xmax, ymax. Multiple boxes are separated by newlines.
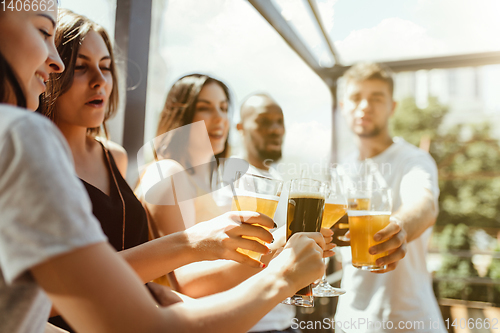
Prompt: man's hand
<box><xmin>368</xmin><ymin>218</ymin><xmax>407</xmax><ymax>273</ymax></box>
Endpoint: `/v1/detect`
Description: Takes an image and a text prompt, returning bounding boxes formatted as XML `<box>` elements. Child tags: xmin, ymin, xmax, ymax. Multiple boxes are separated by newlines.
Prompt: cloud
<box><xmin>317</xmin><ymin>0</ymin><xmax>337</xmax><ymax>32</ymax></box>
<box><xmin>333</xmin><ymin>0</ymin><xmax>500</xmax><ymax>64</ymax></box>
<box><xmin>415</xmin><ymin>0</ymin><xmax>500</xmax><ymax>54</ymax></box>
<box><xmin>335</xmin><ymin>18</ymin><xmax>446</xmax><ymax>64</ymax></box>
<box><xmin>283</xmin><ymin>120</ymin><xmax>332</xmax><ymax>161</ymax></box>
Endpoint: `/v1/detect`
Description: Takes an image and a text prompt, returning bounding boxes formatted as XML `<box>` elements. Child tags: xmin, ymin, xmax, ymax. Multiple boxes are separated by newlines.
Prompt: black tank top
<box><xmin>49</xmin><ymin>142</ymin><xmax>149</xmax><ymax>331</ymax></box>
<box><xmin>80</xmin><ymin>144</ymin><xmax>149</xmax><ymax>251</ymax></box>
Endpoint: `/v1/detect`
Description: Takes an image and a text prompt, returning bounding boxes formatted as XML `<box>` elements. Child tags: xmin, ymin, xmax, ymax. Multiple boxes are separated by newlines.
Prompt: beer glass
<box><xmin>312</xmin><ymin>181</ymin><xmax>347</xmax><ymax>297</ymax></box>
<box><xmin>347</xmin><ymin>188</ymin><xmax>392</xmax><ymax>271</ymax></box>
<box><xmin>231</xmin><ymin>172</ymin><xmax>283</xmax><ymax>261</ymax></box>
<box><xmin>282</xmin><ymin>178</ymin><xmax>327</xmax><ymax>307</ymax></box>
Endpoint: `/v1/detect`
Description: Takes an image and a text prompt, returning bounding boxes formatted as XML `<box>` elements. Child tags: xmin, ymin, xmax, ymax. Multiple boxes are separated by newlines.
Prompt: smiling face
<box><xmin>341</xmin><ymin>79</ymin><xmax>396</xmax><ymax>138</ymax></box>
<box><xmin>0</xmin><ymin>8</ymin><xmax>64</xmax><ymax>109</ymax></box>
<box><xmin>54</xmin><ymin>30</ymin><xmax>113</xmax><ymax>130</ymax></box>
<box><xmin>191</xmin><ymin>82</ymin><xmax>230</xmax><ymax>155</ymax></box>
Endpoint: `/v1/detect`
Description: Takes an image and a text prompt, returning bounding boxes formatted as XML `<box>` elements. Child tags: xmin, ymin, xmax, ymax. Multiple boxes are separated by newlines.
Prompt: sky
<box><xmin>59</xmin><ymin>0</ymin><xmax>500</xmax><ymax>180</ymax></box>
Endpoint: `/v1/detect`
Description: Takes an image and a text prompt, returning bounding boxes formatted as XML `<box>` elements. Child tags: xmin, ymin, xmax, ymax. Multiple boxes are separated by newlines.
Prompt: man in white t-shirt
<box><xmin>236</xmin><ymin>93</ymin><xmax>295</xmax><ymax>333</ymax></box>
<box><xmin>334</xmin><ymin>62</ymin><xmax>446</xmax><ymax>332</ymax></box>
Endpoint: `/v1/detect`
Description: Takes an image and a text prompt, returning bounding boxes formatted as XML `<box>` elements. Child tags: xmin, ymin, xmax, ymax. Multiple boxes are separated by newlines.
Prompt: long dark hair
<box><xmin>38</xmin><ymin>9</ymin><xmax>119</xmax><ymax>138</ymax></box>
<box><xmin>156</xmin><ymin>74</ymin><xmax>232</xmax><ymax>169</ymax></box>
<box><xmin>0</xmin><ymin>51</ymin><xmax>27</xmax><ymax>108</ymax></box>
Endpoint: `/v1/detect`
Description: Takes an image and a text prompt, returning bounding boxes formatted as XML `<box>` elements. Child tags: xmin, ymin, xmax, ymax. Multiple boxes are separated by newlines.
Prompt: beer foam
<box><xmin>347</xmin><ymin>210</ymin><xmax>390</xmax><ymax>216</ymax></box>
<box><xmin>325</xmin><ymin>198</ymin><xmax>347</xmax><ymax>205</ymax></box>
<box><xmin>233</xmin><ymin>189</ymin><xmax>280</xmax><ymax>201</ymax></box>
<box><xmin>289</xmin><ymin>191</ymin><xmax>324</xmax><ymax>200</ymax></box>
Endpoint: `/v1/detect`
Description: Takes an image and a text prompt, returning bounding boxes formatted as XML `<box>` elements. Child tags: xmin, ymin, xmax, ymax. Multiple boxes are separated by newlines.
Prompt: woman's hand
<box><xmin>266</xmin><ymin>232</ymin><xmax>332</xmax><ymax>295</ymax></box>
<box><xmin>185</xmin><ymin>211</ymin><xmax>275</xmax><ymax>268</ymax></box>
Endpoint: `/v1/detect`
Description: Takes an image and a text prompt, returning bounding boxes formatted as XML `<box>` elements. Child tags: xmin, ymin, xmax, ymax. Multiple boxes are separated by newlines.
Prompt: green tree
<box><xmin>487</xmin><ymin>244</ymin><xmax>500</xmax><ymax>305</ymax></box>
<box><xmin>435</xmin><ymin>224</ymin><xmax>486</xmax><ymax>301</ymax></box>
<box><xmin>391</xmin><ymin>96</ymin><xmax>448</xmax><ymax>147</ymax></box>
<box><xmin>390</xmin><ymin>97</ymin><xmax>500</xmax><ymax>229</ymax></box>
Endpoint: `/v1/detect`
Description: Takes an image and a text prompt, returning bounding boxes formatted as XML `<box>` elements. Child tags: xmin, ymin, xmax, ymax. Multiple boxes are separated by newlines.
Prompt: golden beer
<box><xmin>231</xmin><ymin>193</ymin><xmax>279</xmax><ymax>261</ymax></box>
<box><xmin>322</xmin><ymin>201</ymin><xmax>346</xmax><ymax>229</ymax></box>
<box><xmin>231</xmin><ymin>195</ymin><xmax>279</xmax><ymax>218</ymax></box>
<box><xmin>349</xmin><ymin>211</ymin><xmax>390</xmax><ymax>270</ymax></box>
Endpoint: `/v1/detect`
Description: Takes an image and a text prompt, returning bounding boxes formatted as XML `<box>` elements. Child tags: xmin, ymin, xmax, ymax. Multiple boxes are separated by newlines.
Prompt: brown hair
<box><xmin>0</xmin><ymin>10</ymin><xmax>27</xmax><ymax>108</ymax></box>
<box><xmin>156</xmin><ymin>74</ymin><xmax>231</xmax><ymax>169</ymax></box>
<box><xmin>38</xmin><ymin>8</ymin><xmax>119</xmax><ymax>138</ymax></box>
<box><xmin>343</xmin><ymin>62</ymin><xmax>394</xmax><ymax>96</ymax></box>
<box><xmin>0</xmin><ymin>51</ymin><xmax>26</xmax><ymax>108</ymax></box>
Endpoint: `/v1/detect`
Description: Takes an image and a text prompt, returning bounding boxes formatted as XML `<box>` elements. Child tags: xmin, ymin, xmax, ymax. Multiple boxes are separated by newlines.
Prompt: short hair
<box><xmin>239</xmin><ymin>93</ymin><xmax>279</xmax><ymax>121</ymax></box>
<box><xmin>342</xmin><ymin>62</ymin><xmax>394</xmax><ymax>96</ymax></box>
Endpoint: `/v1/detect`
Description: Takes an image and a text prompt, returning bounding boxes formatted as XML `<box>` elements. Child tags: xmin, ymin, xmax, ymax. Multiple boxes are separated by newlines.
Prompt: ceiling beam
<box><xmin>307</xmin><ymin>0</ymin><xmax>340</xmax><ymax>65</ymax></box>
<box><xmin>318</xmin><ymin>51</ymin><xmax>500</xmax><ymax>80</ymax></box>
<box><xmin>248</xmin><ymin>0</ymin><xmax>321</xmax><ymax>73</ymax></box>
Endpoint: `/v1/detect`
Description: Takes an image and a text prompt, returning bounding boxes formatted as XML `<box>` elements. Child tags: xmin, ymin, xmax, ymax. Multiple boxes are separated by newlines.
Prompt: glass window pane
<box><xmin>60</xmin><ymin>0</ymin><xmax>117</xmax><ymax>37</ymax></box>
<box><xmin>145</xmin><ymin>0</ymin><xmax>333</xmax><ymax>180</ymax></box>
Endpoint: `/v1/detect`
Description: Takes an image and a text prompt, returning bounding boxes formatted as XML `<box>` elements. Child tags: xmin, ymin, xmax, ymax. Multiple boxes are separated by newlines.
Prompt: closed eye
<box><xmin>39</xmin><ymin>29</ymin><xmax>52</xmax><ymax>39</ymax></box>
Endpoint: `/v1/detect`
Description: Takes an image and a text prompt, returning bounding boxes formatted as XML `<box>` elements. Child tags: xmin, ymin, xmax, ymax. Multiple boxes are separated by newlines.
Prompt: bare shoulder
<box><xmin>103</xmin><ymin>140</ymin><xmax>128</xmax><ymax>176</ymax></box>
<box><xmin>143</xmin><ymin>158</ymin><xmax>184</xmax><ymax>174</ymax></box>
<box><xmin>138</xmin><ymin>159</ymin><xmax>187</xmax><ymax>199</ymax></box>
<box><xmin>140</xmin><ymin>159</ymin><xmax>185</xmax><ymax>185</ymax></box>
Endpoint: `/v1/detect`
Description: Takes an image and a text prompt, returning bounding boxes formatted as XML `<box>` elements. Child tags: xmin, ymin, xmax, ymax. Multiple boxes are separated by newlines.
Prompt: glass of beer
<box><xmin>313</xmin><ymin>182</ymin><xmax>347</xmax><ymax>297</ymax></box>
<box><xmin>231</xmin><ymin>172</ymin><xmax>283</xmax><ymax>261</ymax></box>
<box><xmin>347</xmin><ymin>188</ymin><xmax>392</xmax><ymax>271</ymax></box>
<box><xmin>282</xmin><ymin>178</ymin><xmax>327</xmax><ymax>307</ymax></box>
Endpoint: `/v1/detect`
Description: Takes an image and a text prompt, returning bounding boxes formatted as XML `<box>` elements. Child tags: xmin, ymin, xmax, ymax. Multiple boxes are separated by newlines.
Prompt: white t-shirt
<box><xmin>0</xmin><ymin>105</ymin><xmax>107</xmax><ymax>333</ymax></box>
<box><xmin>335</xmin><ymin>137</ymin><xmax>446</xmax><ymax>333</ymax></box>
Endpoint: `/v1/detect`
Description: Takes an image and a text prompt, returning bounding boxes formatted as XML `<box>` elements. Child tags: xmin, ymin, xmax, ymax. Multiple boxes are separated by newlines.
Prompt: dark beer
<box><xmin>287</xmin><ymin>192</ymin><xmax>325</xmax><ymax>296</ymax></box>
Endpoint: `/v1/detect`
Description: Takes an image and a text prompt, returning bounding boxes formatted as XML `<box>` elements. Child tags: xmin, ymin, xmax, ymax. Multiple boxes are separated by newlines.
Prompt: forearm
<box><xmin>174</xmin><ymin>250</ymin><xmax>277</xmax><ymax>298</ymax></box>
<box><xmin>164</xmin><ymin>268</ymin><xmax>291</xmax><ymax>333</ymax></box>
<box><xmin>120</xmin><ymin>231</ymin><xmax>198</xmax><ymax>283</ymax></box>
<box><xmin>392</xmin><ymin>192</ymin><xmax>437</xmax><ymax>243</ymax></box>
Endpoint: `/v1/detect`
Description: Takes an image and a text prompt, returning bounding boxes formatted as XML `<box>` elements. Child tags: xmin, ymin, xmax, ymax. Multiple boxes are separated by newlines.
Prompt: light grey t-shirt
<box><xmin>0</xmin><ymin>105</ymin><xmax>107</xmax><ymax>333</ymax></box>
<box><xmin>336</xmin><ymin>138</ymin><xmax>445</xmax><ymax>333</ymax></box>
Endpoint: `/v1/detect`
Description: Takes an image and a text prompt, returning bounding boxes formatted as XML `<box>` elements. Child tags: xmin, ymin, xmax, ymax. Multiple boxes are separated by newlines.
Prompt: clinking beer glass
<box><xmin>347</xmin><ymin>188</ymin><xmax>392</xmax><ymax>271</ymax></box>
<box><xmin>231</xmin><ymin>172</ymin><xmax>283</xmax><ymax>261</ymax></box>
<box><xmin>282</xmin><ymin>178</ymin><xmax>327</xmax><ymax>307</ymax></box>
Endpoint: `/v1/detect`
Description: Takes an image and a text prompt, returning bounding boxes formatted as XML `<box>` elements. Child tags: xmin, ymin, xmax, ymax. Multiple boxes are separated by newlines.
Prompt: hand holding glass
<box><xmin>231</xmin><ymin>172</ymin><xmax>283</xmax><ymax>261</ymax></box>
<box><xmin>347</xmin><ymin>188</ymin><xmax>392</xmax><ymax>271</ymax></box>
<box><xmin>312</xmin><ymin>183</ymin><xmax>347</xmax><ymax>297</ymax></box>
<box><xmin>282</xmin><ymin>178</ymin><xmax>326</xmax><ymax>307</ymax></box>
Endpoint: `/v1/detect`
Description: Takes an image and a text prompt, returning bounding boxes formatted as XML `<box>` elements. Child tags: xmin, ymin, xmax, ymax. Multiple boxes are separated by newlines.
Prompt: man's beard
<box><xmin>257</xmin><ymin>148</ymin><xmax>282</xmax><ymax>163</ymax></box>
<box><xmin>356</xmin><ymin>125</ymin><xmax>381</xmax><ymax>138</ymax></box>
